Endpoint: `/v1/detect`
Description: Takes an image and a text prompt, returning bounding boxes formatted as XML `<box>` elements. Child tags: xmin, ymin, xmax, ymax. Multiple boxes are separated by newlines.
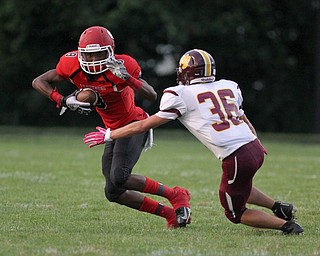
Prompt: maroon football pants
<box><xmin>219</xmin><ymin>139</ymin><xmax>265</xmax><ymax>223</ymax></box>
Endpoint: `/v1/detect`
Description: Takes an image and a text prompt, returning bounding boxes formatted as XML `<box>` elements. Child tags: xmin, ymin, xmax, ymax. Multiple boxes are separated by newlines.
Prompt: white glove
<box><xmin>106</xmin><ymin>59</ymin><xmax>130</xmax><ymax>80</ymax></box>
<box><xmin>60</xmin><ymin>93</ymin><xmax>91</xmax><ymax>116</ymax></box>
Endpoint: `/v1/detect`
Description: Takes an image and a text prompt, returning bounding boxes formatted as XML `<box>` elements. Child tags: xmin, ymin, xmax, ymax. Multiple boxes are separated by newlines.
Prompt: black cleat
<box><xmin>175</xmin><ymin>207</ymin><xmax>191</xmax><ymax>227</ymax></box>
<box><xmin>281</xmin><ymin>220</ymin><xmax>304</xmax><ymax>235</ymax></box>
<box><xmin>272</xmin><ymin>201</ymin><xmax>296</xmax><ymax>221</ymax></box>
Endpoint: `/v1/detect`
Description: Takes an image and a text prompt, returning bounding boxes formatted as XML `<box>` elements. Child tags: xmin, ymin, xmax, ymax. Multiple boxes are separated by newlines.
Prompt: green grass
<box><xmin>0</xmin><ymin>126</ymin><xmax>319</xmax><ymax>256</ymax></box>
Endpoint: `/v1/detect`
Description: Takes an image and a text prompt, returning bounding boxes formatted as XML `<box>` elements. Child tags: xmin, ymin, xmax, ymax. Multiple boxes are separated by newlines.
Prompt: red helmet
<box><xmin>177</xmin><ymin>49</ymin><xmax>216</xmax><ymax>85</ymax></box>
<box><xmin>78</xmin><ymin>26</ymin><xmax>115</xmax><ymax>74</ymax></box>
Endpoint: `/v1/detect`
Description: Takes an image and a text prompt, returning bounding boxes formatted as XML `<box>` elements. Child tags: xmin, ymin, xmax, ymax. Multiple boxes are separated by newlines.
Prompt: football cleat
<box><xmin>169</xmin><ymin>186</ymin><xmax>191</xmax><ymax>226</ymax></box>
<box><xmin>175</xmin><ymin>206</ymin><xmax>191</xmax><ymax>227</ymax></box>
<box><xmin>169</xmin><ymin>186</ymin><xmax>191</xmax><ymax>210</ymax></box>
<box><xmin>166</xmin><ymin>217</ymin><xmax>179</xmax><ymax>229</ymax></box>
<box><xmin>281</xmin><ymin>220</ymin><xmax>304</xmax><ymax>235</ymax></box>
<box><xmin>272</xmin><ymin>201</ymin><xmax>296</xmax><ymax>221</ymax></box>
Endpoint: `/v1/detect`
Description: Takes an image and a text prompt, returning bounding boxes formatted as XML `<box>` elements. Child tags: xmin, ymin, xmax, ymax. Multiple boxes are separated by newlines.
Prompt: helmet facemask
<box><xmin>78</xmin><ymin>45</ymin><xmax>114</xmax><ymax>74</ymax></box>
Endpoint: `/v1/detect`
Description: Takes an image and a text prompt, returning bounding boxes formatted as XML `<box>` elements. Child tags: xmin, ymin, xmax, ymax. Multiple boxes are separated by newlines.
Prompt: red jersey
<box><xmin>56</xmin><ymin>51</ymin><xmax>148</xmax><ymax>129</ymax></box>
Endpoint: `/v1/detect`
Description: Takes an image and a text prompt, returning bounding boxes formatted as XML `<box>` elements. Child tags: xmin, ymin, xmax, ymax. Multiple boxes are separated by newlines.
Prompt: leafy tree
<box><xmin>0</xmin><ymin>0</ymin><xmax>319</xmax><ymax>133</ymax></box>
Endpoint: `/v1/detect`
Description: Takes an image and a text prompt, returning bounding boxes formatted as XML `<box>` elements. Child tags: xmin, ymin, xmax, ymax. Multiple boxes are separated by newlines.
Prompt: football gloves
<box><xmin>83</xmin><ymin>126</ymin><xmax>112</xmax><ymax>148</ymax></box>
<box><xmin>106</xmin><ymin>59</ymin><xmax>130</xmax><ymax>80</ymax></box>
<box><xmin>106</xmin><ymin>59</ymin><xmax>143</xmax><ymax>90</ymax></box>
<box><xmin>59</xmin><ymin>91</ymin><xmax>92</xmax><ymax>116</ymax></box>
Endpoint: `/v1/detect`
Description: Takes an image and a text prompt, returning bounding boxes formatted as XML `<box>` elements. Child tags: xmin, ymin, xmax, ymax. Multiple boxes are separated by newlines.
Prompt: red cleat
<box><xmin>169</xmin><ymin>186</ymin><xmax>192</xmax><ymax>227</ymax></box>
<box><xmin>166</xmin><ymin>217</ymin><xmax>179</xmax><ymax>229</ymax></box>
<box><xmin>170</xmin><ymin>186</ymin><xmax>191</xmax><ymax>210</ymax></box>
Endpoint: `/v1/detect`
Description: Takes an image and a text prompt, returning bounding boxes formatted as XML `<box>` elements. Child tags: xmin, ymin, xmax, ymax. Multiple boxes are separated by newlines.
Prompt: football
<box><xmin>76</xmin><ymin>88</ymin><xmax>99</xmax><ymax>107</ymax></box>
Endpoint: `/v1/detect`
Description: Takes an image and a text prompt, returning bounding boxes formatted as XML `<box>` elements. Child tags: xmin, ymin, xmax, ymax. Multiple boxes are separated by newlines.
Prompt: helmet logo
<box><xmin>180</xmin><ymin>54</ymin><xmax>191</xmax><ymax>69</ymax></box>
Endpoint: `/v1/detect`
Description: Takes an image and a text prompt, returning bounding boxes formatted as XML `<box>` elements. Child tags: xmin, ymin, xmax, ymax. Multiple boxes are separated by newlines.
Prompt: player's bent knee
<box><xmin>110</xmin><ymin>167</ymin><xmax>131</xmax><ymax>187</ymax></box>
<box><xmin>223</xmin><ymin>208</ymin><xmax>246</xmax><ymax>224</ymax></box>
<box><xmin>104</xmin><ymin>188</ymin><xmax>122</xmax><ymax>203</ymax></box>
<box><xmin>104</xmin><ymin>191</ymin><xmax>117</xmax><ymax>202</ymax></box>
<box><xmin>224</xmin><ymin>211</ymin><xmax>241</xmax><ymax>224</ymax></box>
<box><xmin>219</xmin><ymin>190</ymin><xmax>247</xmax><ymax>224</ymax></box>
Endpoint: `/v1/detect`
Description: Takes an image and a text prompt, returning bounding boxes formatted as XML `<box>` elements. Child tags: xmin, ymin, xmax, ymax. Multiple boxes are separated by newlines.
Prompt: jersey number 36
<box><xmin>197</xmin><ymin>89</ymin><xmax>242</xmax><ymax>132</ymax></box>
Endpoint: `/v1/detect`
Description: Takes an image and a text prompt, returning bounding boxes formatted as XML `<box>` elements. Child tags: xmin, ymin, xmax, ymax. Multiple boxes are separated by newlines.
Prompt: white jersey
<box><xmin>155</xmin><ymin>79</ymin><xmax>256</xmax><ymax>160</ymax></box>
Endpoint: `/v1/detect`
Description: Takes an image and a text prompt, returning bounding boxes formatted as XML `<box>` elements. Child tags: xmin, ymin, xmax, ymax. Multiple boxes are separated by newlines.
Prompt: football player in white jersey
<box><xmin>84</xmin><ymin>49</ymin><xmax>304</xmax><ymax>235</ymax></box>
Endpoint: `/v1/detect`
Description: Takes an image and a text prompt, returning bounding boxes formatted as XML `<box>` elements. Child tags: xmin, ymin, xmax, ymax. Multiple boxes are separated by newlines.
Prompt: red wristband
<box><xmin>126</xmin><ymin>76</ymin><xmax>143</xmax><ymax>90</ymax></box>
<box><xmin>49</xmin><ymin>87</ymin><xmax>63</xmax><ymax>108</ymax></box>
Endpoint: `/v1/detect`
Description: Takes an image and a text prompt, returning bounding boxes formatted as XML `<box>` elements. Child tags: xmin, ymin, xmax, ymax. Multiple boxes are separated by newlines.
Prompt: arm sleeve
<box><xmin>155</xmin><ymin>89</ymin><xmax>187</xmax><ymax>120</ymax></box>
<box><xmin>55</xmin><ymin>51</ymin><xmax>78</xmax><ymax>80</ymax></box>
<box><xmin>56</xmin><ymin>58</ymin><xmax>66</xmax><ymax>78</ymax></box>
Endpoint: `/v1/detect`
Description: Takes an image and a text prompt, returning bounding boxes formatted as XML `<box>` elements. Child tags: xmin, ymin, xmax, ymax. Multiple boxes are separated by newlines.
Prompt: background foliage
<box><xmin>0</xmin><ymin>0</ymin><xmax>319</xmax><ymax>133</ymax></box>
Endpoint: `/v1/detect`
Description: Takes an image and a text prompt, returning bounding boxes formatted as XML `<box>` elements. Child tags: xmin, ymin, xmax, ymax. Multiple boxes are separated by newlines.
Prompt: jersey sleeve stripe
<box><xmin>163</xmin><ymin>90</ymin><xmax>179</xmax><ymax>96</ymax></box>
<box><xmin>160</xmin><ymin>109</ymin><xmax>182</xmax><ymax>117</ymax></box>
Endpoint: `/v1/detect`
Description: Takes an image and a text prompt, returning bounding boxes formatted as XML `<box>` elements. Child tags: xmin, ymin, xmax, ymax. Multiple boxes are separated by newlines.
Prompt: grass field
<box><xmin>0</xmin><ymin>126</ymin><xmax>319</xmax><ymax>256</ymax></box>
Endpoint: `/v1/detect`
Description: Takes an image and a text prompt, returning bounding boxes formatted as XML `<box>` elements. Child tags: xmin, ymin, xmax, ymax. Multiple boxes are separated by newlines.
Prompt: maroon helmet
<box><xmin>177</xmin><ymin>49</ymin><xmax>216</xmax><ymax>85</ymax></box>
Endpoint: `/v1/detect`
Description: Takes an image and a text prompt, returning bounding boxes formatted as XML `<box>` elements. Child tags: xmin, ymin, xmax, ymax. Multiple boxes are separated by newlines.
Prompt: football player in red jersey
<box><xmin>32</xmin><ymin>26</ymin><xmax>191</xmax><ymax>229</ymax></box>
<box><xmin>84</xmin><ymin>49</ymin><xmax>304</xmax><ymax>235</ymax></box>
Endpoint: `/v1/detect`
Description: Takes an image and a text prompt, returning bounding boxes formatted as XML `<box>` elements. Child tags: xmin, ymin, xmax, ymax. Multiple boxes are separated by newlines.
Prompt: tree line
<box><xmin>1</xmin><ymin>0</ymin><xmax>319</xmax><ymax>133</ymax></box>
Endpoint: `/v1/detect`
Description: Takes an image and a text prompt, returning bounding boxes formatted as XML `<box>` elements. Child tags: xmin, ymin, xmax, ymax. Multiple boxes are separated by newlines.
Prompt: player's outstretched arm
<box><xmin>111</xmin><ymin>115</ymin><xmax>169</xmax><ymax>140</ymax></box>
<box><xmin>83</xmin><ymin>115</ymin><xmax>170</xmax><ymax>148</ymax></box>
